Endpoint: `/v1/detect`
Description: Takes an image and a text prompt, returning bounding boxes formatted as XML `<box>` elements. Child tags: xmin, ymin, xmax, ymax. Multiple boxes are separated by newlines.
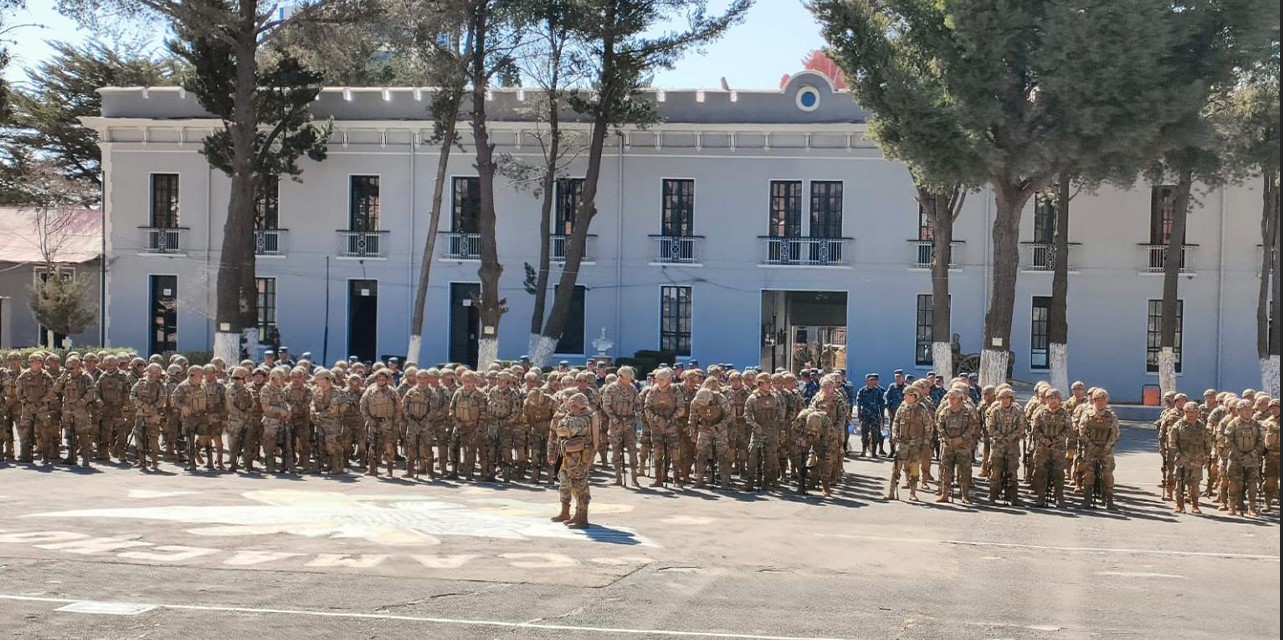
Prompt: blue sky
<box><xmin>5</xmin><ymin>1</ymin><xmax>825</xmax><ymax>90</ymax></box>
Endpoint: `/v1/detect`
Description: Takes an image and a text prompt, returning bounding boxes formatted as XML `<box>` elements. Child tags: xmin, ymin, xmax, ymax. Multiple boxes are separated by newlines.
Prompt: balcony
<box><xmin>907</xmin><ymin>240</ymin><xmax>963</xmax><ymax>270</ymax></box>
<box><xmin>650</xmin><ymin>235</ymin><xmax>704</xmax><ymax>265</ymax></box>
<box><xmin>254</xmin><ymin>228</ymin><xmax>287</xmax><ymax>257</ymax></box>
<box><xmin>336</xmin><ymin>230</ymin><xmax>389</xmax><ymax>259</ymax></box>
<box><xmin>760</xmin><ymin>236</ymin><xmax>852</xmax><ymax>267</ymax></box>
<box><xmin>1139</xmin><ymin>244</ymin><xmax>1198</xmax><ymax>275</ymax></box>
<box><xmin>139</xmin><ymin>226</ymin><xmax>188</xmax><ymax>255</ymax></box>
<box><xmin>551</xmin><ymin>234</ymin><xmax>597</xmax><ymax>264</ymax></box>
<box><xmin>1020</xmin><ymin>242</ymin><xmax>1081</xmax><ymax>272</ymax></box>
<box><xmin>440</xmin><ymin>232</ymin><xmax>481</xmax><ymax>260</ymax></box>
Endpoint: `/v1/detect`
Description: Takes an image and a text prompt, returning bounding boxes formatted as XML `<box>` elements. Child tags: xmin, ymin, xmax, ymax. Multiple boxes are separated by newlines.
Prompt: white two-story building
<box><xmin>86</xmin><ymin>70</ymin><xmax>1274</xmax><ymax>401</ymax></box>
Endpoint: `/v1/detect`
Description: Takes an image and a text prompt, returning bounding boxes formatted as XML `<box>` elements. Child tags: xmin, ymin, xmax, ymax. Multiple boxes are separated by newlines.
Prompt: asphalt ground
<box><xmin>0</xmin><ymin>424</ymin><xmax>1277</xmax><ymax>640</ymax></box>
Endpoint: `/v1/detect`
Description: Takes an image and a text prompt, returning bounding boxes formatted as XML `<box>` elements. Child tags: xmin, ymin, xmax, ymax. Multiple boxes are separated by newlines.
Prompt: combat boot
<box><xmin>550</xmin><ymin>501</ymin><xmax>571</xmax><ymax>523</ymax></box>
<box><xmin>613</xmin><ymin>468</ymin><xmax>624</xmax><ymax>487</ymax></box>
<box><xmin>565</xmin><ymin>504</ymin><xmax>589</xmax><ymax>530</ymax></box>
<box><xmin>1247</xmin><ymin>486</ymin><xmax>1261</xmax><ymax>517</ymax></box>
<box><xmin>630</xmin><ymin>470</ymin><xmax>640</xmax><ymax>488</ymax></box>
<box><xmin>1174</xmin><ymin>491</ymin><xmax>1185</xmax><ymax>513</ymax></box>
<box><xmin>1104</xmin><ymin>488</ymin><xmax>1118</xmax><ymax>511</ymax></box>
<box><xmin>885</xmin><ymin>478</ymin><xmax>898</xmax><ymax>501</ymax></box>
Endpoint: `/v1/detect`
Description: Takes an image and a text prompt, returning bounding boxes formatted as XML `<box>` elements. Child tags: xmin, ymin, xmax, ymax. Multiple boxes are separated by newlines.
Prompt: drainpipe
<box><xmin>983</xmin><ymin>186</ymin><xmax>993</xmax><ymax>332</ymax></box>
<box><xmin>204</xmin><ymin>165</ymin><xmax>213</xmax><ymax>351</ymax></box>
<box><xmin>614</xmin><ymin>132</ymin><xmax>626</xmax><ymax>358</ymax></box>
<box><xmin>98</xmin><ymin>168</ymin><xmax>106</xmax><ymax>347</ymax></box>
<box><xmin>1215</xmin><ymin>185</ymin><xmax>1227</xmax><ymax>388</ymax></box>
<box><xmin>408</xmin><ymin>132</ymin><xmax>417</xmax><ymax>359</ymax></box>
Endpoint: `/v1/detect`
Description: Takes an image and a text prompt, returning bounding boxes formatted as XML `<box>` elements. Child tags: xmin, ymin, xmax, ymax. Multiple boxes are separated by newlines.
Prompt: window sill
<box><xmin>907</xmin><ymin>266</ymin><xmax>963</xmax><ymax>273</ymax></box>
<box><xmin>256</xmin><ymin>254</ymin><xmax>288</xmax><ymax>260</ymax></box>
<box><xmin>1145</xmin><ymin>371</ymin><xmax>1184</xmax><ymax>377</ymax></box>
<box><xmin>1020</xmin><ymin>269</ymin><xmax>1080</xmax><ymax>275</ymax></box>
<box><xmin>438</xmin><ymin>257</ymin><xmax>481</xmax><ymax>263</ymax></box>
<box><xmin>651</xmin><ymin>262</ymin><xmax>703</xmax><ymax>268</ymax></box>
<box><xmin>336</xmin><ymin>256</ymin><xmax>389</xmax><ymax>262</ymax></box>
<box><xmin>136</xmin><ymin>252</ymin><xmax>187</xmax><ymax>258</ymax></box>
<box><xmin>758</xmin><ymin>264</ymin><xmax>850</xmax><ymax>270</ymax></box>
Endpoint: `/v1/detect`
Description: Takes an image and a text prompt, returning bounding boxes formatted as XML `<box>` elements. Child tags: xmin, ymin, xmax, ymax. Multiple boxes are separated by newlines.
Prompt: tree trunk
<box><xmin>1259</xmin><ymin>174</ymin><xmax>1280</xmax><ymax>396</ymax></box>
<box><xmin>527</xmin><ymin>90</ymin><xmax>562</xmax><ymax>369</ymax></box>
<box><xmin>468</xmin><ymin>6</ymin><xmax>504</xmax><ymax>370</ymax></box>
<box><xmin>538</xmin><ymin>6</ymin><xmax>616</xmax><ymax>365</ymax></box>
<box><xmin>213</xmin><ymin>20</ymin><xmax>260</xmax><ymax>365</ymax></box>
<box><xmin>407</xmin><ymin>104</ymin><xmax>460</xmax><ymax>365</ymax></box>
<box><xmin>1048</xmin><ymin>174</ymin><xmax>1072</xmax><ymax>394</ymax></box>
<box><xmin>1158</xmin><ymin>169</ymin><xmax>1193</xmax><ymax>395</ymax></box>
<box><xmin>981</xmin><ymin>180</ymin><xmax>1036</xmax><ymax>386</ymax></box>
<box><xmin>922</xmin><ymin>186</ymin><xmax>953</xmax><ymax>381</ymax></box>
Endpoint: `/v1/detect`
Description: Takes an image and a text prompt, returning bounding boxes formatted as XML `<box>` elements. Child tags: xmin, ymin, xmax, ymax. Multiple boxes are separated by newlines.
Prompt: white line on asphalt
<box><xmin>1095</xmin><ymin>571</ymin><xmax>1185</xmax><ymax>579</ymax></box>
<box><xmin>0</xmin><ymin>594</ymin><xmax>861</xmax><ymax>640</ymax></box>
<box><xmin>813</xmin><ymin>534</ymin><xmax>1281</xmax><ymax>561</ymax></box>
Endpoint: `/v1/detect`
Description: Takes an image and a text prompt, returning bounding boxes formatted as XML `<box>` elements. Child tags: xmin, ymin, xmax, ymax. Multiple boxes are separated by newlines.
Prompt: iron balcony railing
<box><xmin>650</xmin><ymin>235</ymin><xmax>705</xmax><ymax>264</ymax></box>
<box><xmin>336</xmin><ymin>230</ymin><xmax>389</xmax><ymax>259</ymax></box>
<box><xmin>760</xmin><ymin>236</ymin><xmax>852</xmax><ymax>266</ymax></box>
<box><xmin>1139</xmin><ymin>243</ymin><xmax>1197</xmax><ymax>274</ymax></box>
<box><xmin>440</xmin><ymin>232</ymin><xmax>482</xmax><ymax>260</ymax></box>
<box><xmin>907</xmin><ymin>239</ymin><xmax>963</xmax><ymax>269</ymax></box>
<box><xmin>551</xmin><ymin>234</ymin><xmax>598</xmax><ymax>263</ymax></box>
<box><xmin>1020</xmin><ymin>241</ymin><xmax>1082</xmax><ymax>272</ymax></box>
<box><xmin>254</xmin><ymin>228</ymin><xmax>287</xmax><ymax>256</ymax></box>
<box><xmin>139</xmin><ymin>226</ymin><xmax>188</xmax><ymax>255</ymax></box>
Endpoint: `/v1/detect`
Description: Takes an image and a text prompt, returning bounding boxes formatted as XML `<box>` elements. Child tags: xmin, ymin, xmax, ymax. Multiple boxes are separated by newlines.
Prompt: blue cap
<box><xmin>301</xmin><ymin>352</ymin><xmax>312</xmax><ymax>359</ymax></box>
<box><xmin>926</xmin><ymin>371</ymin><xmax>937</xmax><ymax>376</ymax></box>
<box><xmin>866</xmin><ymin>373</ymin><xmax>878</xmax><ymax>379</ymax></box>
<box><xmin>348</xmin><ymin>355</ymin><xmax>359</xmax><ymax>362</ymax></box>
<box><xmin>279</xmin><ymin>346</ymin><xmax>289</xmax><ymax>351</ymax></box>
<box><xmin>893</xmin><ymin>369</ymin><xmax>904</xmax><ymax>375</ymax></box>
<box><xmin>559</xmin><ymin>360</ymin><xmax>569</xmax><ymax>366</ymax></box>
<box><xmin>520</xmin><ymin>355</ymin><xmax>530</xmax><ymax>360</ymax></box>
<box><xmin>968</xmin><ymin>373</ymin><xmax>978</xmax><ymax>380</ymax></box>
<box><xmin>659</xmin><ymin>363</ymin><xmax>670</xmax><ymax>368</ymax></box>
<box><xmin>264</xmin><ymin>350</ymin><xmax>275</xmax><ymax>356</ymax></box>
<box><xmin>388</xmin><ymin>357</ymin><xmax>399</xmax><ymax>363</ymax></box>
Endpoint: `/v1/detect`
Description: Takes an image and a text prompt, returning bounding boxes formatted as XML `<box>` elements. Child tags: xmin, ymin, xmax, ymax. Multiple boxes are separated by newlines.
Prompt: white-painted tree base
<box><xmin>931</xmin><ymin>342</ymin><xmax>953</xmax><ymax>381</ymax></box>
<box><xmin>1261</xmin><ymin>356</ymin><xmax>1280</xmax><ymax>397</ymax></box>
<box><xmin>478</xmin><ymin>338</ymin><xmax>499</xmax><ymax>370</ymax></box>
<box><xmin>1050</xmin><ymin>342</ymin><xmax>1069</xmax><ymax>396</ymax></box>
<box><xmin>1158</xmin><ymin>348</ymin><xmax>1177</xmax><ymax>395</ymax></box>
<box><xmin>213</xmin><ymin>332</ymin><xmax>240</xmax><ymax>364</ymax></box>
<box><xmin>406</xmin><ymin>335</ymin><xmax>423</xmax><ymax>367</ymax></box>
<box><xmin>979</xmin><ymin>349</ymin><xmax>1009</xmax><ymax>388</ymax></box>
<box><xmin>530</xmin><ymin>335</ymin><xmax>557</xmax><ymax>370</ymax></box>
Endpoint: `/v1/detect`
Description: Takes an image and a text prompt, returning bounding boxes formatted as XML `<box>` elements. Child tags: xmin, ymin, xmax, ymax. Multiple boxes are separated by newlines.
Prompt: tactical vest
<box><xmin>649</xmin><ymin>388</ymin><xmax>677</xmax><ymax>418</ymax></box>
<box><xmin>989</xmin><ymin>406</ymin><xmax>1023</xmax><ymax>443</ymax></box>
<box><xmin>98</xmin><ymin>372</ymin><xmax>129</xmax><ymax>406</ymax></box>
<box><xmin>1083</xmin><ymin>411</ymin><xmax>1114</xmax><ymax>447</ymax></box>
<box><xmin>1230</xmin><ymin>420</ymin><xmax>1259</xmax><ymax>454</ymax></box>
<box><xmin>453</xmin><ymin>390</ymin><xmax>482</xmax><ymax>423</ymax></box>
<box><xmin>404</xmin><ymin>389</ymin><xmax>431</xmax><ymax>421</ymax></box>
<box><xmin>939</xmin><ymin>409</ymin><xmax>973</xmax><ymax>441</ymax></box>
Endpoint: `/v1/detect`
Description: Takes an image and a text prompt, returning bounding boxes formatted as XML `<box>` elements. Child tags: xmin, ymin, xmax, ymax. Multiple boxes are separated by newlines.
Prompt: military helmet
<box><xmin>693</xmin><ymin>389</ymin><xmax>714</xmax><ymax>404</ymax></box>
<box><xmin>755</xmin><ymin>372</ymin><xmax>772</xmax><ymax>384</ymax></box>
<box><xmin>1044</xmin><ymin>388</ymin><xmax>1062</xmax><ymax>399</ymax></box>
<box><xmin>314</xmin><ymin>369</ymin><xmax>333</xmax><ymax>381</ymax></box>
<box><xmin>1183</xmin><ymin>401</ymin><xmax>1200</xmax><ymax>411</ymax></box>
<box><xmin>145</xmin><ymin>363</ymin><xmax>163</xmax><ymax>373</ymax></box>
<box><xmin>1090</xmin><ymin>388</ymin><xmax>1110</xmax><ymax>400</ymax></box>
<box><xmin>373</xmin><ymin>369</ymin><xmax>391</xmax><ymax>379</ymax></box>
<box><xmin>230</xmin><ymin>366</ymin><xmax>249</xmax><ymax>378</ymax></box>
<box><xmin>1071</xmin><ymin>380</ymin><xmax>1085</xmax><ymax>390</ymax></box>
<box><xmin>997</xmin><ymin>388</ymin><xmax>1016</xmax><ymax>399</ymax></box>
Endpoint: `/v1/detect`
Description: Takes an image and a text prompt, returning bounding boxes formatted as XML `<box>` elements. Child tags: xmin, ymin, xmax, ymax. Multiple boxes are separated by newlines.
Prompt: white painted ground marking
<box><xmin>3</xmin><ymin>595</ymin><xmax>862</xmax><ymax>640</ymax></box>
<box><xmin>1096</xmin><ymin>571</ymin><xmax>1185</xmax><ymax>579</ymax></box>
<box><xmin>126</xmin><ymin>490</ymin><xmax>197</xmax><ymax>500</ymax></box>
<box><xmin>814</xmin><ymin>534</ymin><xmax>1281</xmax><ymax>561</ymax></box>
<box><xmin>56</xmin><ymin>601</ymin><xmax>157</xmax><ymax>616</ymax></box>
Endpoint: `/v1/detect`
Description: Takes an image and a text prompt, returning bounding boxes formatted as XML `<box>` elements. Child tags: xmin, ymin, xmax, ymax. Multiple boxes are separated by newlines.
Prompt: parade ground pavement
<box><xmin>0</xmin><ymin>424</ymin><xmax>1277</xmax><ymax>640</ymax></box>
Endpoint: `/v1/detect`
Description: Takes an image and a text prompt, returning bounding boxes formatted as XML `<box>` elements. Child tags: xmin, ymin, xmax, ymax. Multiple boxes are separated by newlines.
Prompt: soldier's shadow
<box><xmin>579</xmin><ymin>523</ymin><xmax>650</xmax><ymax>546</ymax></box>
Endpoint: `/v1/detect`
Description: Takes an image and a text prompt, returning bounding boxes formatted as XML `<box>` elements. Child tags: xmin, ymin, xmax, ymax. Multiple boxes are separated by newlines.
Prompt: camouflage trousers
<box><xmin>939</xmin><ymin>443</ymin><xmax>974</xmax><ymax>499</ymax></box>
<box><xmin>225</xmin><ymin>419</ymin><xmax>254</xmax><ymax>469</ymax></box>
<box><xmin>1170</xmin><ymin>455</ymin><xmax>1205</xmax><ymax>503</ymax></box>
<box><xmin>289</xmin><ymin>416</ymin><xmax>313</xmax><ymax>472</ymax></box>
<box><xmin>649</xmin><ymin>425</ymin><xmax>682</xmax><ymax>483</ymax></box>
<box><xmin>747</xmin><ymin>432</ymin><xmax>779</xmax><ymax>488</ymax></box>
<box><xmin>64</xmin><ymin>408</ymin><xmax>96</xmax><ymax>464</ymax></box>
<box><xmin>316</xmin><ymin>423</ymin><xmax>345</xmax><ymax>473</ymax></box>
<box><xmin>366</xmin><ymin>419</ymin><xmax>397</xmax><ymax>474</ymax></box>
<box><xmin>988</xmin><ymin>444</ymin><xmax>1021</xmax><ymax>501</ymax></box>
<box><xmin>608</xmin><ymin>421</ymin><xmax>639</xmax><ymax>475</ymax></box>
<box><xmin>727</xmin><ymin>420</ymin><xmax>749</xmax><ymax>473</ymax></box>
<box><xmin>479</xmin><ymin>423</ymin><xmax>514</xmax><ymax>480</ymax></box>
<box><xmin>430</xmin><ymin>420</ymin><xmax>452</xmax><ymax>476</ymax></box>
<box><xmin>453</xmin><ymin>421</ymin><xmax>479</xmax><ymax>479</ymax></box>
<box><xmin>261</xmin><ymin>418</ymin><xmax>294</xmax><ymax>473</ymax></box>
<box><xmin>99</xmin><ymin>405</ymin><xmax>127</xmax><ymax>460</ymax></box>
<box><xmin>0</xmin><ymin>401</ymin><xmax>16</xmax><ymax>459</ymax></box>
<box><xmin>694</xmin><ymin>427</ymin><xmax>730</xmax><ymax>487</ymax></box>
<box><xmin>512</xmin><ymin>424</ymin><xmax>533</xmax><ymax>466</ymax></box>
<box><xmin>403</xmin><ymin>426</ymin><xmax>433</xmax><ymax>476</ymax></box>
<box><xmin>558</xmin><ymin>449</ymin><xmax>593</xmax><ymax>507</ymax></box>
<box><xmin>130</xmin><ymin>416</ymin><xmax>162</xmax><ymax>465</ymax></box>
<box><xmin>893</xmin><ymin>442</ymin><xmax>929</xmax><ymax>486</ymax></box>
<box><xmin>1080</xmin><ymin>450</ymin><xmax>1117</xmax><ymax>494</ymax></box>
<box><xmin>1263</xmin><ymin>454</ymin><xmax>1280</xmax><ymax>507</ymax></box>
<box><xmin>1031</xmin><ymin>446</ymin><xmax>1067</xmax><ymax>505</ymax></box>
<box><xmin>1226</xmin><ymin>455</ymin><xmax>1261</xmax><ymax>512</ymax></box>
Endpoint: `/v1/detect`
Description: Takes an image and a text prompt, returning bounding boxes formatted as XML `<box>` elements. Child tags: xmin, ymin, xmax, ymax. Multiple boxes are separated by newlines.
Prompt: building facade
<box><xmin>86</xmin><ymin>71</ymin><xmax>1273</xmax><ymax>401</ymax></box>
<box><xmin>0</xmin><ymin>207</ymin><xmax>103</xmax><ymax>350</ymax></box>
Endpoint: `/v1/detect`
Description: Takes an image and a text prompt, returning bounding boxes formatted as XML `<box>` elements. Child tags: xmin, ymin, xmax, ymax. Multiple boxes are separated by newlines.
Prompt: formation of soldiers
<box><xmin>1</xmin><ymin>349</ymin><xmax>1279</xmax><ymax>526</ymax></box>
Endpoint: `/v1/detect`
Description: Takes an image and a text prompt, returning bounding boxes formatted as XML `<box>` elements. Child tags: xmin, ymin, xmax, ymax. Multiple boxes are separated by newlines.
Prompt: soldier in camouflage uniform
<box><xmin>1078</xmin><ymin>389</ymin><xmax>1121</xmax><ymax>510</ymax></box>
<box><xmin>1063</xmin><ymin>381</ymin><xmax>1088</xmax><ymax>485</ymax></box>
<box><xmin>1030</xmin><ymin>389</ymin><xmax>1073</xmax><ymax>508</ymax></box>
<box><xmin>482</xmin><ymin>372</ymin><xmax>522</xmax><ymax>482</ymax></box>
<box><xmin>162</xmin><ymin>364</ymin><xmax>182</xmax><ymax>463</ymax></box>
<box><xmin>0</xmin><ymin>352</ymin><xmax>21</xmax><ymax>461</ymax></box>
<box><xmin>95</xmin><ymin>356</ymin><xmax>131</xmax><ymax>462</ymax></box>
<box><xmin>888</xmin><ymin>386</ymin><xmax>932</xmax><ymax>501</ymax></box>
<box><xmin>601</xmin><ymin>367</ymin><xmax>641</xmax><ymax>486</ymax></box>
<box><xmin>1223</xmin><ymin>399</ymin><xmax>1264</xmax><ymax>517</ymax></box>
<box><xmin>986</xmin><ymin>388</ymin><xmax>1025</xmax><ymax>504</ymax></box>
<box><xmin>16</xmin><ymin>353</ymin><xmax>56</xmax><ymax>464</ymax></box>
<box><xmin>1158</xmin><ymin>392</ymin><xmax>1188</xmax><ymax>501</ymax></box>
<box><xmin>744</xmin><ymin>372</ymin><xmax>785</xmax><ymax>490</ymax></box>
<box><xmin>935</xmin><ymin>389</ymin><xmax>980</xmax><ymax>504</ymax></box>
<box><xmin>524</xmin><ymin>386</ymin><xmax>557</xmax><ymax>484</ymax></box>
<box><xmin>725</xmin><ymin>372</ymin><xmax>752</xmax><ymax>476</ymax></box>
<box><xmin>400</xmin><ymin>369</ymin><xmax>436</xmax><ymax>479</ymax></box>
<box><xmin>689</xmin><ymin>385</ymin><xmax>733</xmax><ymax>490</ymax></box>
<box><xmin>676</xmin><ymin>370</ymin><xmax>702</xmax><ymax>482</ymax></box>
<box><xmin>1168</xmin><ymin>401</ymin><xmax>1211</xmax><ymax>514</ymax></box>
<box><xmin>259</xmin><ymin>369</ymin><xmax>293</xmax><ymax>474</ymax></box>
<box><xmin>129</xmin><ymin>363</ymin><xmax>166</xmax><ymax>471</ymax></box>
<box><xmin>310</xmin><ymin>369</ymin><xmax>346</xmax><ymax>475</ymax></box>
<box><xmin>774</xmin><ymin>373</ymin><xmax>803</xmax><ymax>480</ymax></box>
<box><xmin>361</xmin><ymin>369</ymin><xmax>402</xmax><ymax>478</ymax></box>
<box><xmin>449</xmin><ymin>371</ymin><xmax>488</xmax><ymax>481</ymax></box>
<box><xmin>202</xmin><ymin>365</ymin><xmax>227</xmax><ymax>470</ymax></box>
<box><xmin>171</xmin><ymin>366</ymin><xmax>208</xmax><ymax>473</ymax></box>
<box><xmin>550</xmin><ymin>393</ymin><xmax>594</xmax><ymax>530</ymax></box>
<box><xmin>1206</xmin><ymin>392</ymin><xmax>1234</xmax><ymax>500</ymax></box>
<box><xmin>795</xmin><ymin>408</ymin><xmax>834</xmax><ymax>497</ymax></box>
<box><xmin>60</xmin><ymin>357</ymin><xmax>97</xmax><ymax>467</ymax></box>
<box><xmin>644</xmin><ymin>368</ymin><xmax>683</xmax><ymax>489</ymax></box>
<box><xmin>1262</xmin><ymin>399</ymin><xmax>1279</xmax><ymax>513</ymax></box>
<box><xmin>284</xmin><ymin>367</ymin><xmax>314</xmax><ymax>473</ymax></box>
<box><xmin>342</xmin><ymin>374</ymin><xmax>365</xmax><ymax>470</ymax></box>
<box><xmin>807</xmin><ymin>376</ymin><xmax>848</xmax><ymax>492</ymax></box>
<box><xmin>224</xmin><ymin>366</ymin><xmax>257</xmax><ymax>473</ymax></box>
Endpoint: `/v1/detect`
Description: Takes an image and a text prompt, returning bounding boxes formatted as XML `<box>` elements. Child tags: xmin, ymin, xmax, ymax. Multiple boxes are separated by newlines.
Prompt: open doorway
<box><xmin>760</xmin><ymin>290</ymin><xmax>848</xmax><ymax>374</ymax></box>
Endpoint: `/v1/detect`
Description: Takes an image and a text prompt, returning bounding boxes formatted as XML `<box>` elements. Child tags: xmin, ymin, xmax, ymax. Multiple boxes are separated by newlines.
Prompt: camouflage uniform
<box><xmin>425</xmin><ymin>381</ymin><xmax>452</xmax><ymax>478</ymax></box>
<box><xmin>1263</xmin><ymin>412</ymin><xmax>1280</xmax><ymax>512</ymax></box>
<box><xmin>601</xmin><ymin>380</ymin><xmax>641</xmax><ymax>484</ymax></box>
<box><xmin>726</xmin><ymin>381</ymin><xmax>752</xmax><ymax>476</ymax></box>
<box><xmin>554</xmin><ymin>404</ymin><xmax>594</xmax><ymax>528</ymax></box>
<box><xmin>225</xmin><ymin>378</ymin><xmax>257</xmax><ymax>472</ymax></box>
<box><xmin>15</xmin><ymin>367</ymin><xmax>56</xmax><ymax>463</ymax></box>
<box><xmin>744</xmin><ymin>386</ymin><xmax>785</xmax><ymax>489</ymax></box>
<box><xmin>1223</xmin><ymin>415</ymin><xmax>1264</xmax><ymax>515</ymax></box>
<box><xmin>1168</xmin><ymin>416</ymin><xmax>1211</xmax><ymax>512</ymax></box>
<box><xmin>129</xmin><ymin>374</ymin><xmax>166</xmax><ymax>468</ymax></box>
<box><xmin>1205</xmin><ymin>404</ymin><xmax>1232</xmax><ymax>499</ymax></box>
<box><xmin>1030</xmin><ymin>406</ymin><xmax>1073</xmax><ymax>508</ymax></box>
<box><xmin>61</xmin><ymin>369</ymin><xmax>97</xmax><ymax>466</ymax></box>
<box><xmin>689</xmin><ymin>390</ymin><xmax>733</xmax><ymax>489</ymax></box>
<box><xmin>523</xmin><ymin>388</ymin><xmax>556</xmax><ymax>484</ymax></box>
<box><xmin>795</xmin><ymin>409</ymin><xmax>834</xmax><ymax>495</ymax></box>
<box><xmin>361</xmin><ymin>379</ymin><xmax>402</xmax><ymax>477</ymax></box>
<box><xmin>986</xmin><ymin>401</ymin><xmax>1026</xmax><ymax>504</ymax></box>
<box><xmin>644</xmin><ymin>384</ymin><xmax>683</xmax><ymax>487</ymax></box>
<box><xmin>935</xmin><ymin>402</ymin><xmax>981</xmax><ymax>503</ymax></box>
<box><xmin>162</xmin><ymin>371</ymin><xmax>181</xmax><ymax>462</ymax></box>
<box><xmin>171</xmin><ymin>375</ymin><xmax>208</xmax><ymax>472</ymax></box>
<box><xmin>1078</xmin><ymin>406</ymin><xmax>1121</xmax><ymax>509</ymax></box>
<box><xmin>401</xmin><ymin>384</ymin><xmax>435</xmax><ymax>479</ymax></box>
<box><xmin>0</xmin><ymin>362</ymin><xmax>20</xmax><ymax>460</ymax></box>
<box><xmin>482</xmin><ymin>382</ymin><xmax>522</xmax><ymax>482</ymax></box>
<box><xmin>341</xmin><ymin>378</ymin><xmax>365</xmax><ymax>468</ymax></box>
<box><xmin>203</xmin><ymin>377</ymin><xmax>228</xmax><ymax>469</ymax></box>
<box><xmin>259</xmin><ymin>383</ymin><xmax>293</xmax><ymax>473</ymax></box>
<box><xmin>96</xmin><ymin>369</ymin><xmax>131</xmax><ymax>461</ymax></box>
<box><xmin>311</xmin><ymin>382</ymin><xmax>346</xmax><ymax>475</ymax></box>
<box><xmin>284</xmin><ymin>382</ymin><xmax>314</xmax><ymax>473</ymax></box>
<box><xmin>808</xmin><ymin>391</ymin><xmax>847</xmax><ymax>489</ymax></box>
<box><xmin>449</xmin><ymin>386</ymin><xmax>488</xmax><ymax>480</ymax></box>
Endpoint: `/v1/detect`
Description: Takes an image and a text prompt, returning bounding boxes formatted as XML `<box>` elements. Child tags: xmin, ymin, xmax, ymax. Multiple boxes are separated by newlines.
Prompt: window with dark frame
<box><xmin>1150</xmin><ymin>186</ymin><xmax>1185</xmax><ymax>245</ymax></box>
<box><xmin>917</xmin><ymin>202</ymin><xmax>933</xmax><ymax>242</ymax></box>
<box><xmin>255</xmin><ymin>175</ymin><xmax>280</xmax><ymax>230</ymax></box>
<box><xmin>660</xmin><ymin>286</ymin><xmax>692</xmax><ymax>356</ymax></box>
<box><xmin>1030</xmin><ymin>296</ymin><xmax>1051</xmax><ymax>369</ymax></box>
<box><xmin>661</xmin><ymin>179</ymin><xmax>695</xmax><ymax>237</ymax></box>
<box><xmin>150</xmin><ymin>174</ymin><xmax>180</xmax><ymax>228</ymax></box>
<box><xmin>809</xmin><ymin>181</ymin><xmax>843</xmax><ymax>239</ymax></box>
<box><xmin>256</xmin><ymin>277</ymin><xmax>277</xmax><ymax>341</ymax></box>
<box><xmin>1033</xmin><ymin>195</ymin><xmax>1057</xmax><ymax>245</ymax></box>
<box><xmin>1146</xmin><ymin>299</ymin><xmax>1183</xmax><ymax>373</ymax></box>
<box><xmin>769</xmin><ymin>180</ymin><xmax>802</xmax><ymax>238</ymax></box>
<box><xmin>915</xmin><ymin>294</ymin><xmax>934</xmax><ymax>366</ymax></box>
<box><xmin>349</xmin><ymin>176</ymin><xmax>380</xmax><ymax>231</ymax></box>
<box><xmin>452</xmin><ymin>177</ymin><xmax>481</xmax><ymax>234</ymax></box>
<box><xmin>553</xmin><ymin>285</ymin><xmax>587</xmax><ymax>355</ymax></box>
<box><xmin>555</xmin><ymin>178</ymin><xmax>584</xmax><ymax>236</ymax></box>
